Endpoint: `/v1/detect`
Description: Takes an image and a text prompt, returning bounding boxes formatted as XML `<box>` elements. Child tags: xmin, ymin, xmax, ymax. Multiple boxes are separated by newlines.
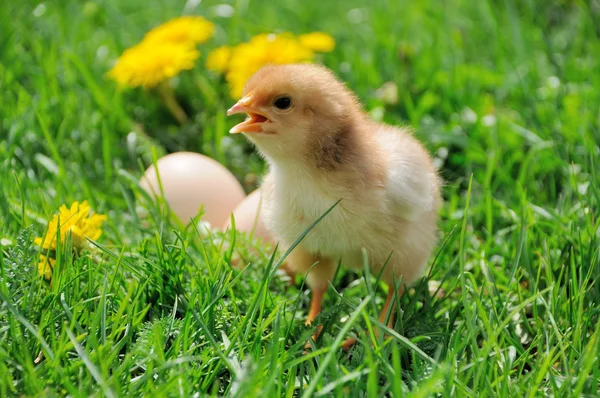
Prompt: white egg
<box><xmin>223</xmin><ymin>189</ymin><xmax>295</xmax><ymax>281</ymax></box>
<box><xmin>139</xmin><ymin>152</ymin><xmax>245</xmax><ymax>226</ymax></box>
<box><xmin>223</xmin><ymin>188</ymin><xmax>273</xmax><ymax>243</ymax></box>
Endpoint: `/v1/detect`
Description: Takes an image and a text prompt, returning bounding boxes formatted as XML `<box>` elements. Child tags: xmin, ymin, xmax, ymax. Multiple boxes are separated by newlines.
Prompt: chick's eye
<box><xmin>273</xmin><ymin>96</ymin><xmax>292</xmax><ymax>110</ymax></box>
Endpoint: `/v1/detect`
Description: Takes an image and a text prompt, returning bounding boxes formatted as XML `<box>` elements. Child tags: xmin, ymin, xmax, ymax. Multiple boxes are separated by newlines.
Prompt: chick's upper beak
<box><xmin>226</xmin><ymin>102</ymin><xmax>248</xmax><ymax>117</ymax></box>
<box><xmin>227</xmin><ymin>95</ymin><xmax>269</xmax><ymax>134</ymax></box>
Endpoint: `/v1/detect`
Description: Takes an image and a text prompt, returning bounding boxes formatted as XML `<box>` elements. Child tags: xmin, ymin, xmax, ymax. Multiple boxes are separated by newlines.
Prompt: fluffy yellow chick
<box><xmin>227</xmin><ymin>64</ymin><xmax>441</xmax><ymax>347</ymax></box>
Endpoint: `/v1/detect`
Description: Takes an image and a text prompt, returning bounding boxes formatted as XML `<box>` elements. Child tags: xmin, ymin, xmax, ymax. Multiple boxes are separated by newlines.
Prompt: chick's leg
<box><xmin>286</xmin><ymin>247</ymin><xmax>335</xmax><ymax>322</ymax></box>
<box><xmin>305</xmin><ymin>288</ymin><xmax>325</xmax><ymax>326</ymax></box>
<box><xmin>304</xmin><ymin>256</ymin><xmax>336</xmax><ymax>323</ymax></box>
<box><xmin>304</xmin><ymin>259</ymin><xmax>337</xmax><ymax>349</ymax></box>
<box><xmin>342</xmin><ymin>285</ymin><xmax>405</xmax><ymax>350</ymax></box>
<box><xmin>285</xmin><ymin>249</ymin><xmax>336</xmax><ymax>348</ymax></box>
<box><xmin>377</xmin><ymin>287</ymin><xmax>400</xmax><ymax>336</ymax></box>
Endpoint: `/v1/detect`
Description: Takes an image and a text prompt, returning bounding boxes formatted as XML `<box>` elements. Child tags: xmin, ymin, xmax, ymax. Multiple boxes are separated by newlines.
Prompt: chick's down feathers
<box><xmin>228</xmin><ymin>64</ymin><xmax>442</xmax><ymax>337</ymax></box>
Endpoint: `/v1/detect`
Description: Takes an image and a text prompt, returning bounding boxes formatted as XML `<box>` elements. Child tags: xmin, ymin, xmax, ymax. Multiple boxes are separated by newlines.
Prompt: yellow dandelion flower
<box><xmin>226</xmin><ymin>33</ymin><xmax>315</xmax><ymax>98</ymax></box>
<box><xmin>37</xmin><ymin>255</ymin><xmax>55</xmax><ymax>280</ymax></box>
<box><xmin>35</xmin><ymin>200</ymin><xmax>107</xmax><ymax>252</ymax></box>
<box><xmin>299</xmin><ymin>32</ymin><xmax>336</xmax><ymax>53</ymax></box>
<box><xmin>108</xmin><ymin>42</ymin><xmax>199</xmax><ymax>88</ymax></box>
<box><xmin>144</xmin><ymin>16</ymin><xmax>215</xmax><ymax>45</ymax></box>
<box><xmin>206</xmin><ymin>46</ymin><xmax>232</xmax><ymax>73</ymax></box>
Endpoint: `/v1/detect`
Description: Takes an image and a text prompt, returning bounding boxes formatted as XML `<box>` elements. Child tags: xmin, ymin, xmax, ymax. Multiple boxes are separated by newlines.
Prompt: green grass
<box><xmin>1</xmin><ymin>0</ymin><xmax>600</xmax><ymax>396</ymax></box>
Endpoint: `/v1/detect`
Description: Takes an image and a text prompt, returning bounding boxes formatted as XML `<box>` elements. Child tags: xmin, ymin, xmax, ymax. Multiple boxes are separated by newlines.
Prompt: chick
<box><xmin>227</xmin><ymin>64</ymin><xmax>441</xmax><ymax>347</ymax></box>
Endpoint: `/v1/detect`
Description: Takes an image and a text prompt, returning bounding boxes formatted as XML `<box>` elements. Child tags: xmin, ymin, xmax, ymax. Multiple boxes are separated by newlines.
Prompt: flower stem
<box><xmin>157</xmin><ymin>82</ymin><xmax>189</xmax><ymax>124</ymax></box>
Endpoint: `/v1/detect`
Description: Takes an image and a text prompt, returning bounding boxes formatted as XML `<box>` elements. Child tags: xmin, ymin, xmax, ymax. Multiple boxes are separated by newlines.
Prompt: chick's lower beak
<box><xmin>227</xmin><ymin>95</ymin><xmax>269</xmax><ymax>134</ymax></box>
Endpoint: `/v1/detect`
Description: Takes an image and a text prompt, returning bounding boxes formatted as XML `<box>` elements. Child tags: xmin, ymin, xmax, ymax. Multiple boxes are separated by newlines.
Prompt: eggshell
<box><xmin>223</xmin><ymin>189</ymin><xmax>273</xmax><ymax>243</ymax></box>
<box><xmin>139</xmin><ymin>152</ymin><xmax>245</xmax><ymax>226</ymax></box>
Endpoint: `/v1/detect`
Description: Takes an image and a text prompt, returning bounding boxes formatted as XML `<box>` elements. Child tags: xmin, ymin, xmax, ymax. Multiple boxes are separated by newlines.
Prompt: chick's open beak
<box><xmin>227</xmin><ymin>95</ymin><xmax>270</xmax><ymax>134</ymax></box>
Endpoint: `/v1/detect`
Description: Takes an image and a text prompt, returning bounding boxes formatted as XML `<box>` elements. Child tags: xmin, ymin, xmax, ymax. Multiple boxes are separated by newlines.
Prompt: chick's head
<box><xmin>227</xmin><ymin>64</ymin><xmax>362</xmax><ymax>163</ymax></box>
